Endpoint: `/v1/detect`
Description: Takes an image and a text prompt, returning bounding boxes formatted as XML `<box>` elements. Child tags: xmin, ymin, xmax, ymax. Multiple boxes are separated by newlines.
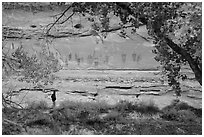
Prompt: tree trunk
<box><xmin>116</xmin><ymin>2</ymin><xmax>202</xmax><ymax>86</ymax></box>
<box><xmin>164</xmin><ymin>37</ymin><xmax>202</xmax><ymax>86</ymax></box>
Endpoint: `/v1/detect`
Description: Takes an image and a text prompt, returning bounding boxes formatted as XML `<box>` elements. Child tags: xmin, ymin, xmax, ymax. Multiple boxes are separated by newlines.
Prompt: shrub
<box><xmin>161</xmin><ymin>108</ymin><xmax>198</xmax><ymax>123</ymax></box>
<box><xmin>26</xmin><ymin>100</ymin><xmax>49</xmax><ymax>110</ymax></box>
<box><xmin>162</xmin><ymin>100</ymin><xmax>202</xmax><ymax>121</ymax></box>
<box><xmin>2</xmin><ymin>122</ymin><xmax>22</xmax><ymax>135</ymax></box>
<box><xmin>101</xmin><ymin>110</ymin><xmax>121</xmax><ymax>121</ymax></box>
<box><xmin>113</xmin><ymin>100</ymin><xmax>135</xmax><ymax>113</ymax></box>
<box><xmin>161</xmin><ymin>108</ymin><xmax>178</xmax><ymax>121</ymax></box>
<box><xmin>161</xmin><ymin>100</ymin><xmax>200</xmax><ymax>123</ymax></box>
<box><xmin>11</xmin><ymin>45</ymin><xmax>60</xmax><ymax>85</ymax></box>
<box><xmin>162</xmin><ymin>100</ymin><xmax>195</xmax><ymax>111</ymax></box>
<box><xmin>175</xmin><ymin>102</ymin><xmax>192</xmax><ymax>110</ymax></box>
<box><xmin>175</xmin><ymin>102</ymin><xmax>202</xmax><ymax>118</ymax></box>
<box><xmin>26</xmin><ymin>117</ymin><xmax>53</xmax><ymax>127</ymax></box>
<box><xmin>191</xmin><ymin>108</ymin><xmax>202</xmax><ymax>118</ymax></box>
<box><xmin>136</xmin><ymin>101</ymin><xmax>160</xmax><ymax>115</ymax></box>
<box><xmin>177</xmin><ymin>110</ymin><xmax>198</xmax><ymax>122</ymax></box>
<box><xmin>58</xmin><ymin>100</ymin><xmax>114</xmax><ymax>124</ymax></box>
<box><xmin>59</xmin><ymin>100</ymin><xmax>112</xmax><ymax>114</ymax></box>
<box><xmin>62</xmin><ymin>125</ymin><xmax>95</xmax><ymax>135</ymax></box>
<box><xmin>113</xmin><ymin>100</ymin><xmax>160</xmax><ymax>115</ymax></box>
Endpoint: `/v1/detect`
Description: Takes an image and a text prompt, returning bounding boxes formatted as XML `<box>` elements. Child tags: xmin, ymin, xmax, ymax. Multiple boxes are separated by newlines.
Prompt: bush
<box><xmin>161</xmin><ymin>109</ymin><xmax>198</xmax><ymax>123</ymax></box>
<box><xmin>136</xmin><ymin>101</ymin><xmax>160</xmax><ymax>115</ymax></box>
<box><xmin>2</xmin><ymin>122</ymin><xmax>22</xmax><ymax>135</ymax></box>
<box><xmin>113</xmin><ymin>100</ymin><xmax>160</xmax><ymax>115</ymax></box>
<box><xmin>174</xmin><ymin>102</ymin><xmax>202</xmax><ymax>118</ymax></box>
<box><xmin>175</xmin><ymin>102</ymin><xmax>192</xmax><ymax>110</ymax></box>
<box><xmin>162</xmin><ymin>100</ymin><xmax>198</xmax><ymax>111</ymax></box>
<box><xmin>59</xmin><ymin>100</ymin><xmax>112</xmax><ymax>114</ymax></box>
<box><xmin>26</xmin><ymin>100</ymin><xmax>49</xmax><ymax>110</ymax></box>
<box><xmin>11</xmin><ymin>45</ymin><xmax>60</xmax><ymax>85</ymax></box>
<box><xmin>161</xmin><ymin>100</ymin><xmax>200</xmax><ymax>123</ymax></box>
<box><xmin>177</xmin><ymin>110</ymin><xmax>198</xmax><ymax>122</ymax></box>
<box><xmin>62</xmin><ymin>125</ymin><xmax>95</xmax><ymax>135</ymax></box>
<box><xmin>113</xmin><ymin>100</ymin><xmax>136</xmax><ymax>113</ymax></box>
<box><xmin>100</xmin><ymin>110</ymin><xmax>121</xmax><ymax>121</ymax></box>
<box><xmin>58</xmin><ymin>100</ymin><xmax>114</xmax><ymax>124</ymax></box>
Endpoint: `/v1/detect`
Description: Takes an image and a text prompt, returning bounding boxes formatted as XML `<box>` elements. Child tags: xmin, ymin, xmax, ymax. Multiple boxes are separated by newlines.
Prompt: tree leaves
<box><xmin>72</xmin><ymin>2</ymin><xmax>202</xmax><ymax>92</ymax></box>
<box><xmin>11</xmin><ymin>45</ymin><xmax>60</xmax><ymax>85</ymax></box>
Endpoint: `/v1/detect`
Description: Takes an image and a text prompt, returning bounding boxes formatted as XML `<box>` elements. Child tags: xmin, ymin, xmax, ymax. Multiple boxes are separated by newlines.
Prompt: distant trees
<box><xmin>132</xmin><ymin>52</ymin><xmax>137</xmax><ymax>62</ymax></box>
<box><xmin>65</xmin><ymin>56</ymin><xmax>68</xmax><ymax>67</ymax></box>
<box><xmin>132</xmin><ymin>52</ymin><xmax>142</xmax><ymax>63</ymax></box>
<box><xmin>94</xmin><ymin>60</ymin><xmax>99</xmax><ymax>67</ymax></box>
<box><xmin>68</xmin><ymin>53</ymin><xmax>72</xmax><ymax>61</ymax></box>
<box><xmin>77</xmin><ymin>58</ymin><xmax>80</xmax><ymax>66</ymax></box>
<box><xmin>105</xmin><ymin>55</ymin><xmax>109</xmax><ymax>64</ymax></box>
<box><xmin>136</xmin><ymin>54</ymin><xmax>142</xmax><ymax>63</ymax></box>
<box><xmin>121</xmin><ymin>53</ymin><xmax>126</xmax><ymax>64</ymax></box>
<box><xmin>87</xmin><ymin>54</ymin><xmax>93</xmax><ymax>65</ymax></box>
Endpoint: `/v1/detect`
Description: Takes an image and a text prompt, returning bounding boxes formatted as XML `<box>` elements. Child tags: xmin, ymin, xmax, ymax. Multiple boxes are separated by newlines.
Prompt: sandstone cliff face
<box><xmin>3</xmin><ymin>3</ymin><xmax>159</xmax><ymax>70</ymax></box>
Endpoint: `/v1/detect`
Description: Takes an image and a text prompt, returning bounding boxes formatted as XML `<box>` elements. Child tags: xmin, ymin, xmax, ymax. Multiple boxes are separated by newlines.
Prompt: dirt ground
<box><xmin>4</xmin><ymin>70</ymin><xmax>202</xmax><ymax>110</ymax></box>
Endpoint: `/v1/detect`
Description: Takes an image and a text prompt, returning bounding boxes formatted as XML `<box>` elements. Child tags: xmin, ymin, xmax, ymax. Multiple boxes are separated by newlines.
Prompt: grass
<box><xmin>2</xmin><ymin>99</ymin><xmax>202</xmax><ymax>135</ymax></box>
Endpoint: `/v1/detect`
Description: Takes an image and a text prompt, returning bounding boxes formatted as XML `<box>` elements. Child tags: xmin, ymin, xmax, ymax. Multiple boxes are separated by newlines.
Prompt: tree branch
<box><xmin>3</xmin><ymin>118</ymin><xmax>23</xmax><ymax>127</ymax></box>
<box><xmin>46</xmin><ymin>4</ymin><xmax>74</xmax><ymax>34</ymax></box>
<box><xmin>164</xmin><ymin>37</ymin><xmax>202</xmax><ymax>85</ymax></box>
<box><xmin>3</xmin><ymin>24</ymin><xmax>151</xmax><ymax>43</ymax></box>
<box><xmin>2</xmin><ymin>94</ymin><xmax>24</xmax><ymax>109</ymax></box>
<box><xmin>58</xmin><ymin>12</ymin><xmax>75</xmax><ymax>24</ymax></box>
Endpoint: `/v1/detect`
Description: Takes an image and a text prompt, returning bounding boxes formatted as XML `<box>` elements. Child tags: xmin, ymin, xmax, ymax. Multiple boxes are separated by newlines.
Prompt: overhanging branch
<box><xmin>46</xmin><ymin>3</ymin><xmax>74</xmax><ymax>34</ymax></box>
<box><xmin>3</xmin><ymin>24</ymin><xmax>151</xmax><ymax>42</ymax></box>
<box><xmin>164</xmin><ymin>37</ymin><xmax>202</xmax><ymax>85</ymax></box>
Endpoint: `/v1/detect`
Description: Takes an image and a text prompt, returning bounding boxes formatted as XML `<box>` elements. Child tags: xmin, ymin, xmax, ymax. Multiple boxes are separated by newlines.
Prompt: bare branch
<box><xmin>58</xmin><ymin>12</ymin><xmax>75</xmax><ymax>24</ymax></box>
<box><xmin>3</xmin><ymin>23</ymin><xmax>151</xmax><ymax>42</ymax></box>
<box><xmin>2</xmin><ymin>94</ymin><xmax>24</xmax><ymax>109</ymax></box>
<box><xmin>19</xmin><ymin>90</ymin><xmax>30</xmax><ymax>105</ymax></box>
<box><xmin>3</xmin><ymin>118</ymin><xmax>27</xmax><ymax>132</ymax></box>
<box><xmin>46</xmin><ymin>4</ymin><xmax>74</xmax><ymax>34</ymax></box>
<box><xmin>3</xmin><ymin>118</ymin><xmax>24</xmax><ymax>127</ymax></box>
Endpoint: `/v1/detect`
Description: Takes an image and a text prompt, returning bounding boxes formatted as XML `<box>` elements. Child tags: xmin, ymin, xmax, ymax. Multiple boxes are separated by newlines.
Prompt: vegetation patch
<box><xmin>161</xmin><ymin>100</ymin><xmax>202</xmax><ymax>123</ymax></box>
<box><xmin>2</xmin><ymin>99</ymin><xmax>202</xmax><ymax>135</ymax></box>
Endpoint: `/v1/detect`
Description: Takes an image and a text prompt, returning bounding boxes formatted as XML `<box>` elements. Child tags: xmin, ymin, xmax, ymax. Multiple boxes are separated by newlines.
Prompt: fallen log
<box><xmin>143</xmin><ymin>92</ymin><xmax>161</xmax><ymax>96</ymax></box>
<box><xmin>12</xmin><ymin>88</ymin><xmax>59</xmax><ymax>93</ymax></box>
<box><xmin>119</xmin><ymin>93</ymin><xmax>141</xmax><ymax>98</ymax></box>
<box><xmin>187</xmin><ymin>95</ymin><xmax>202</xmax><ymax>100</ymax></box>
<box><xmin>18</xmin><ymin>88</ymin><xmax>44</xmax><ymax>92</ymax></box>
<box><xmin>70</xmin><ymin>90</ymin><xmax>86</xmax><ymax>94</ymax></box>
<box><xmin>105</xmin><ymin>85</ymin><xmax>133</xmax><ymax>89</ymax></box>
<box><xmin>140</xmin><ymin>89</ymin><xmax>160</xmax><ymax>92</ymax></box>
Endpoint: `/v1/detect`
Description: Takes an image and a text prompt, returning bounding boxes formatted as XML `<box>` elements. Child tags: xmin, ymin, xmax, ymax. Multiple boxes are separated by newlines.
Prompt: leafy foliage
<box><xmin>149</xmin><ymin>2</ymin><xmax>202</xmax><ymax>93</ymax></box>
<box><xmin>161</xmin><ymin>100</ymin><xmax>201</xmax><ymax>123</ymax></box>
<box><xmin>70</xmin><ymin>2</ymin><xmax>202</xmax><ymax>94</ymax></box>
<box><xmin>5</xmin><ymin>44</ymin><xmax>61</xmax><ymax>85</ymax></box>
